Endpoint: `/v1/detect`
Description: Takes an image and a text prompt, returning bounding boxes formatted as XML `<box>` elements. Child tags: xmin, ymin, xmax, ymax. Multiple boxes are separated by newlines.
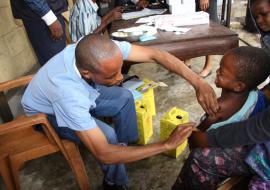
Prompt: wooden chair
<box><xmin>217</xmin><ymin>176</ymin><xmax>250</xmax><ymax>190</ymax></box>
<box><xmin>0</xmin><ymin>75</ymin><xmax>90</xmax><ymax>190</ymax></box>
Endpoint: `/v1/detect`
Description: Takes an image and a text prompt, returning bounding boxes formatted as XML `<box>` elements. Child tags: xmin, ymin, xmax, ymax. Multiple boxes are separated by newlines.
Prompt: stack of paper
<box><xmin>122</xmin><ymin>8</ymin><xmax>167</xmax><ymax>20</ymax></box>
<box><xmin>136</xmin><ymin>12</ymin><xmax>209</xmax><ymax>27</ymax></box>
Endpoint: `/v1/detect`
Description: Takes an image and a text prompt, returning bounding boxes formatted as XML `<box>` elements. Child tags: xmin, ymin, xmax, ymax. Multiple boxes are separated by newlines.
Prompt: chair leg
<box><xmin>8</xmin><ymin>156</ymin><xmax>24</xmax><ymax>190</ymax></box>
<box><xmin>62</xmin><ymin>140</ymin><xmax>90</xmax><ymax>190</ymax></box>
<box><xmin>0</xmin><ymin>157</ymin><xmax>16</xmax><ymax>190</ymax></box>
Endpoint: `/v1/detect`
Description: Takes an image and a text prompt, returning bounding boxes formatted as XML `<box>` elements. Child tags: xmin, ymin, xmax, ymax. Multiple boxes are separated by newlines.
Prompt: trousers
<box><xmin>22</xmin><ymin>15</ymin><xmax>66</xmax><ymax>66</ymax></box>
<box><xmin>46</xmin><ymin>85</ymin><xmax>139</xmax><ymax>185</ymax></box>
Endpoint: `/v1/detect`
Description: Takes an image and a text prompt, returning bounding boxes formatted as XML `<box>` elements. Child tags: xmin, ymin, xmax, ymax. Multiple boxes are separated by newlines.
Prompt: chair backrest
<box><xmin>0</xmin><ymin>75</ymin><xmax>34</xmax><ymax>122</ymax></box>
<box><xmin>0</xmin><ymin>75</ymin><xmax>70</xmax><ymax>158</ymax></box>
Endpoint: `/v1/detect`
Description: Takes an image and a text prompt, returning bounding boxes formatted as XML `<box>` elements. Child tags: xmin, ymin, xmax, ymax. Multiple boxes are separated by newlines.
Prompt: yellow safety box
<box><xmin>135</xmin><ymin>100</ymin><xmax>153</xmax><ymax>145</ymax></box>
<box><xmin>160</xmin><ymin>107</ymin><xmax>189</xmax><ymax>158</ymax></box>
<box><xmin>137</xmin><ymin>79</ymin><xmax>156</xmax><ymax>116</ymax></box>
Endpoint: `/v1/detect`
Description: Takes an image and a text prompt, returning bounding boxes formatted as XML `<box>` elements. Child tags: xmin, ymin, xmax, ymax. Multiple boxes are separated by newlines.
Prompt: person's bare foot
<box><xmin>184</xmin><ymin>59</ymin><xmax>192</xmax><ymax>68</ymax></box>
<box><xmin>198</xmin><ymin>69</ymin><xmax>212</xmax><ymax>78</ymax></box>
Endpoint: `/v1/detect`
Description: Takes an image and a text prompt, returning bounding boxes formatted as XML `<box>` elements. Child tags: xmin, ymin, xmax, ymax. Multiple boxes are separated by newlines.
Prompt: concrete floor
<box><xmin>0</xmin><ymin>1</ymin><xmax>262</xmax><ymax>189</ymax></box>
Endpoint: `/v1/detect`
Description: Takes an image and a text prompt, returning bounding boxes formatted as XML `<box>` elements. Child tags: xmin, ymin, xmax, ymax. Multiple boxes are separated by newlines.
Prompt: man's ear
<box><xmin>80</xmin><ymin>69</ymin><xmax>92</xmax><ymax>80</ymax></box>
<box><xmin>233</xmin><ymin>81</ymin><xmax>246</xmax><ymax>92</ymax></box>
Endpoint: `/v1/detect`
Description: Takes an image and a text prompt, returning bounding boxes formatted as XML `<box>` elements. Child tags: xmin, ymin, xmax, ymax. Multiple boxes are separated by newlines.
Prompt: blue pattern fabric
<box><xmin>245</xmin><ymin>92</ymin><xmax>270</xmax><ymax>182</ymax></box>
<box><xmin>69</xmin><ymin>0</ymin><xmax>101</xmax><ymax>42</ymax></box>
<box><xmin>208</xmin><ymin>90</ymin><xmax>259</xmax><ymax>130</ymax></box>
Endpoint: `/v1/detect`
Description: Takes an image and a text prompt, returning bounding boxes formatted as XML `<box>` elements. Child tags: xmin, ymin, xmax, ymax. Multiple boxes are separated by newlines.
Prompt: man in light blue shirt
<box><xmin>22</xmin><ymin>34</ymin><xmax>218</xmax><ymax>190</ymax></box>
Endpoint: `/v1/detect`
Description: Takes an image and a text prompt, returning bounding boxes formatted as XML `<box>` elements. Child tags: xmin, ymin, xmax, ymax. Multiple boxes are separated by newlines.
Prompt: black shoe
<box><xmin>103</xmin><ymin>179</ymin><xmax>128</xmax><ymax>190</ymax></box>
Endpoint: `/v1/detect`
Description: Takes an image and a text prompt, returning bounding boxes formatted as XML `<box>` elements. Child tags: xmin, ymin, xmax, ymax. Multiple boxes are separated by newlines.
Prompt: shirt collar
<box><xmin>73</xmin><ymin>60</ymin><xmax>82</xmax><ymax>78</ymax></box>
<box><xmin>88</xmin><ymin>0</ymin><xmax>99</xmax><ymax>12</ymax></box>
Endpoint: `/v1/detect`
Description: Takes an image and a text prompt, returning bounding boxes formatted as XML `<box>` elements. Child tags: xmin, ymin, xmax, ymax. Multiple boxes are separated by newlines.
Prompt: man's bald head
<box><xmin>75</xmin><ymin>34</ymin><xmax>121</xmax><ymax>73</ymax></box>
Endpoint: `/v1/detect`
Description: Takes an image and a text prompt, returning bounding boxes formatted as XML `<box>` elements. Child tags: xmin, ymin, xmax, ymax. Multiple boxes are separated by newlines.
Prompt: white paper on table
<box><xmin>118</xmin><ymin>25</ymin><xmax>158</xmax><ymax>36</ymax></box>
<box><xmin>135</xmin><ymin>11</ymin><xmax>209</xmax><ymax>27</ymax></box>
<box><xmin>136</xmin><ymin>15</ymin><xmax>158</xmax><ymax>23</ymax></box>
<box><xmin>122</xmin><ymin>8</ymin><xmax>167</xmax><ymax>20</ymax></box>
<box><xmin>158</xmin><ymin>25</ymin><xmax>191</xmax><ymax>32</ymax></box>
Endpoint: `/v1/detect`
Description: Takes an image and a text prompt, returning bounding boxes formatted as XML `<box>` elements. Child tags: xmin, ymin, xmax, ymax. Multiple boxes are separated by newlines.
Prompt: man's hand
<box><xmin>164</xmin><ymin>122</ymin><xmax>197</xmax><ymax>150</ymax></box>
<box><xmin>48</xmin><ymin>20</ymin><xmax>64</xmax><ymax>41</ymax></box>
<box><xmin>195</xmin><ymin>79</ymin><xmax>218</xmax><ymax>115</ymax></box>
<box><xmin>108</xmin><ymin>6</ymin><xmax>123</xmax><ymax>22</ymax></box>
<box><xmin>136</xmin><ymin>0</ymin><xmax>149</xmax><ymax>8</ymax></box>
<box><xmin>200</xmin><ymin>0</ymin><xmax>209</xmax><ymax>11</ymax></box>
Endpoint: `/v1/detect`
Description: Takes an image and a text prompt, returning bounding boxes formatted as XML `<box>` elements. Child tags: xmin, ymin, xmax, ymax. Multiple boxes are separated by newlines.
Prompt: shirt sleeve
<box><xmin>206</xmin><ymin>106</ymin><xmax>270</xmax><ymax>148</ymax></box>
<box><xmin>113</xmin><ymin>40</ymin><xmax>132</xmax><ymax>60</ymax></box>
<box><xmin>52</xmin><ymin>96</ymin><xmax>97</xmax><ymax>131</ymax></box>
<box><xmin>24</xmin><ymin>0</ymin><xmax>57</xmax><ymax>25</ymax></box>
<box><xmin>69</xmin><ymin>1</ymin><xmax>101</xmax><ymax>42</ymax></box>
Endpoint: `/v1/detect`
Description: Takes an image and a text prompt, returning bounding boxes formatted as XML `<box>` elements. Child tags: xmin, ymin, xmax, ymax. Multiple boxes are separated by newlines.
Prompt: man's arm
<box><xmin>126</xmin><ymin>44</ymin><xmax>219</xmax><ymax>115</ymax></box>
<box><xmin>24</xmin><ymin>0</ymin><xmax>63</xmax><ymax>40</ymax></box>
<box><xmin>76</xmin><ymin>123</ymin><xmax>195</xmax><ymax>164</ymax></box>
<box><xmin>93</xmin><ymin>7</ymin><xmax>123</xmax><ymax>34</ymax></box>
<box><xmin>206</xmin><ymin>106</ymin><xmax>270</xmax><ymax>148</ymax></box>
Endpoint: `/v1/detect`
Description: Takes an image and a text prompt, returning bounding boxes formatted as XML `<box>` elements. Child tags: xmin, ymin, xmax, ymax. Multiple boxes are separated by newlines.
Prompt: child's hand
<box><xmin>200</xmin><ymin>0</ymin><xmax>209</xmax><ymax>11</ymax></box>
<box><xmin>164</xmin><ymin>122</ymin><xmax>197</xmax><ymax>150</ymax></box>
<box><xmin>109</xmin><ymin>7</ymin><xmax>123</xmax><ymax>21</ymax></box>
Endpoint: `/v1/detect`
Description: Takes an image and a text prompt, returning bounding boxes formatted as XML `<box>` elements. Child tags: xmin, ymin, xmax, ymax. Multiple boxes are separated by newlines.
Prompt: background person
<box><xmin>10</xmin><ymin>0</ymin><xmax>68</xmax><ymax>66</ymax></box>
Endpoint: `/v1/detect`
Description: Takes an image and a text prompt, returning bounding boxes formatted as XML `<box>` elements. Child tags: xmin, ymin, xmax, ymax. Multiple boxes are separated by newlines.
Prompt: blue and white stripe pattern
<box><xmin>69</xmin><ymin>0</ymin><xmax>101</xmax><ymax>42</ymax></box>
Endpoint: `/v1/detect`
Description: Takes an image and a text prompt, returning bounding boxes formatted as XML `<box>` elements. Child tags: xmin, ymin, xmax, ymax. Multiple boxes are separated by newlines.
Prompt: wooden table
<box><xmin>110</xmin><ymin>20</ymin><xmax>239</xmax><ymax>60</ymax></box>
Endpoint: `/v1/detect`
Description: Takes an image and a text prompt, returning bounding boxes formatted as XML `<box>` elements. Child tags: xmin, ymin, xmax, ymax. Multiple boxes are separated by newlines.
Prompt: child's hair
<box><xmin>251</xmin><ymin>0</ymin><xmax>270</xmax><ymax>6</ymax></box>
<box><xmin>226</xmin><ymin>46</ymin><xmax>270</xmax><ymax>90</ymax></box>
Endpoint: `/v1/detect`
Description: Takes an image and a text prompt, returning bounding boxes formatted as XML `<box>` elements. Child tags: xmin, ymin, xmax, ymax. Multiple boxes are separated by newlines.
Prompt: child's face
<box><xmin>215</xmin><ymin>54</ymin><xmax>242</xmax><ymax>91</ymax></box>
<box><xmin>252</xmin><ymin>0</ymin><xmax>270</xmax><ymax>32</ymax></box>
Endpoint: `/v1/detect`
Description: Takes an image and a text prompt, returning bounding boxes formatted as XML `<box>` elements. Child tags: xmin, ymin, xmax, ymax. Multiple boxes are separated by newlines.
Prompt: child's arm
<box><xmin>189</xmin><ymin>131</ymin><xmax>209</xmax><ymax>148</ymax></box>
<box><xmin>262</xmin><ymin>83</ymin><xmax>270</xmax><ymax>102</ymax></box>
<box><xmin>190</xmin><ymin>97</ymin><xmax>238</xmax><ymax>148</ymax></box>
<box><xmin>197</xmin><ymin>98</ymin><xmax>229</xmax><ymax>131</ymax></box>
<box><xmin>93</xmin><ymin>7</ymin><xmax>123</xmax><ymax>34</ymax></box>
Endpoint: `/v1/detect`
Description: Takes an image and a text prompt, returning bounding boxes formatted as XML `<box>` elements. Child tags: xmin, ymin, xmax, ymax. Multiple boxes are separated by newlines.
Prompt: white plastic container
<box><xmin>166</xmin><ymin>0</ymin><xmax>181</xmax><ymax>6</ymax></box>
<box><xmin>169</xmin><ymin>3</ymin><xmax>195</xmax><ymax>15</ymax></box>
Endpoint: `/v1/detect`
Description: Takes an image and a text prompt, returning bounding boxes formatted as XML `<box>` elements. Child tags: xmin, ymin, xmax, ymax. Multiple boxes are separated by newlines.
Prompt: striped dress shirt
<box><xmin>69</xmin><ymin>0</ymin><xmax>101</xmax><ymax>42</ymax></box>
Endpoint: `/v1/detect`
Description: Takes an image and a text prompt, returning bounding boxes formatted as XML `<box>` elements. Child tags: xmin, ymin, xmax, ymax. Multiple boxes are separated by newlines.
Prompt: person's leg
<box><xmin>249</xmin><ymin>176</ymin><xmax>270</xmax><ymax>190</ymax></box>
<box><xmin>196</xmin><ymin>0</ymin><xmax>217</xmax><ymax>78</ymax></box>
<box><xmin>22</xmin><ymin>15</ymin><xmax>66</xmax><ymax>66</ymax></box>
<box><xmin>172</xmin><ymin>146</ymin><xmax>253</xmax><ymax>190</ymax></box>
<box><xmin>44</xmin><ymin>115</ymin><xmax>128</xmax><ymax>185</ymax></box>
<box><xmin>198</xmin><ymin>55</ymin><xmax>213</xmax><ymax>78</ymax></box>
<box><xmin>184</xmin><ymin>59</ymin><xmax>192</xmax><ymax>68</ymax></box>
<box><xmin>95</xmin><ymin>119</ymin><xmax>128</xmax><ymax>186</ymax></box>
<box><xmin>207</xmin><ymin>0</ymin><xmax>218</xmax><ymax>23</ymax></box>
<box><xmin>91</xmin><ymin>85</ymin><xmax>139</xmax><ymax>143</ymax></box>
